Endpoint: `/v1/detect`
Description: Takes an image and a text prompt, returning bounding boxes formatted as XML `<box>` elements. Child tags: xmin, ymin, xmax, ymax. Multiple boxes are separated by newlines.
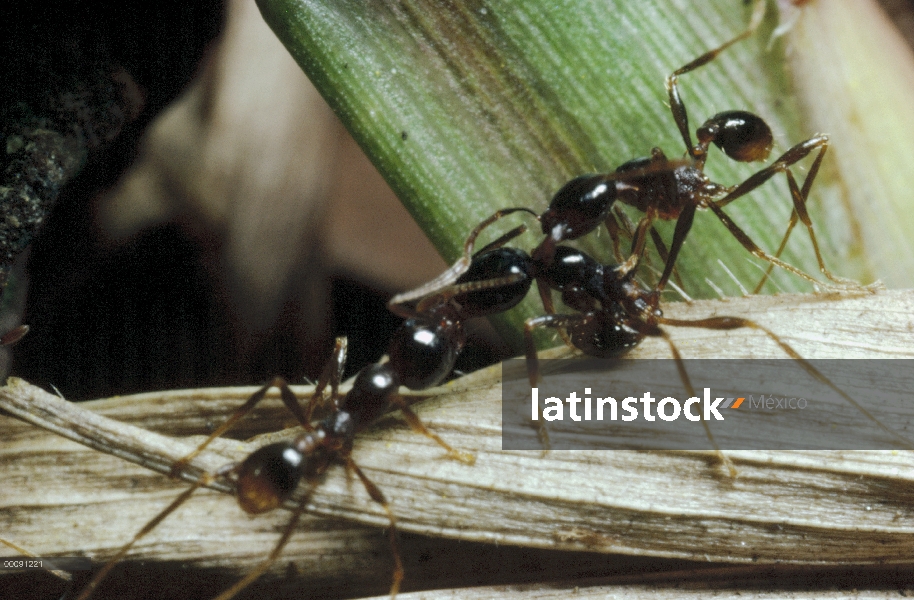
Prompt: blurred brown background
<box><xmin>6</xmin><ymin>0</ymin><xmax>504</xmax><ymax>400</ymax></box>
<box><xmin>6</xmin><ymin>0</ymin><xmax>914</xmax><ymax>400</ymax></box>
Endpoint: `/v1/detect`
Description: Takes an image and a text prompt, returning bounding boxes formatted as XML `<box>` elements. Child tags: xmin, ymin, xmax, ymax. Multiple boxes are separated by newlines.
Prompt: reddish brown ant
<box><xmin>535</xmin><ymin>0</ymin><xmax>861</xmax><ymax>297</ymax></box>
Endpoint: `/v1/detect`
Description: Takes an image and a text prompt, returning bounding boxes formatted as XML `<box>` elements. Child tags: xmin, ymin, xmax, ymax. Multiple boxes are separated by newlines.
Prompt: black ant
<box><xmin>520</xmin><ymin>240</ymin><xmax>911</xmax><ymax>469</ymax></box>
<box><xmin>73</xmin><ymin>343</ymin><xmax>424</xmax><ymax>600</ymax></box>
<box><xmin>72</xmin><ymin>209</ymin><xmax>542</xmax><ymax>600</ymax></box>
<box><xmin>412</xmin><ymin>204</ymin><xmax>897</xmax><ymax>469</ymax></box>
<box><xmin>535</xmin><ymin>0</ymin><xmax>860</xmax><ymax>296</ymax></box>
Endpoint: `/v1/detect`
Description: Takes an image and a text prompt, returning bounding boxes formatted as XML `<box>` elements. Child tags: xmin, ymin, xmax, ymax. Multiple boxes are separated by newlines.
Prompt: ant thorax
<box><xmin>612</xmin><ymin>153</ymin><xmax>709</xmax><ymax>219</ymax></box>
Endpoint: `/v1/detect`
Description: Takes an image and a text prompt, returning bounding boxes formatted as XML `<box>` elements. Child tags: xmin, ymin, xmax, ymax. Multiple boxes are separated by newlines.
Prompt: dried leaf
<box><xmin>2</xmin><ymin>291</ymin><xmax>914</xmax><ymax>598</ymax></box>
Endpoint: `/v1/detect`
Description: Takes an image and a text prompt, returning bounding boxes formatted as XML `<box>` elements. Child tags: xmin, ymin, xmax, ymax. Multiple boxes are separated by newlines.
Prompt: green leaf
<box><xmin>254</xmin><ymin>0</ymin><xmax>876</xmax><ymax>346</ymax></box>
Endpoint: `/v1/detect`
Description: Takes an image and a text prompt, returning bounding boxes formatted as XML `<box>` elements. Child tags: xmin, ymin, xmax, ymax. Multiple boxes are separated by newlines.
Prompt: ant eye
<box><xmin>705</xmin><ymin>110</ymin><xmax>773</xmax><ymax>162</ymax></box>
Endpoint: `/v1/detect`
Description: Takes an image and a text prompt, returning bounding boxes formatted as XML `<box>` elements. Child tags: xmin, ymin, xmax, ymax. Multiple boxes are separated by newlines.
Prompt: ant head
<box><xmin>697</xmin><ymin>110</ymin><xmax>773</xmax><ymax>163</ymax></box>
<box><xmin>540</xmin><ymin>175</ymin><xmax>616</xmax><ymax>240</ymax></box>
<box><xmin>544</xmin><ymin>245</ymin><xmax>604</xmax><ymax>300</ymax></box>
<box><xmin>570</xmin><ymin>311</ymin><xmax>642</xmax><ymax>359</ymax></box>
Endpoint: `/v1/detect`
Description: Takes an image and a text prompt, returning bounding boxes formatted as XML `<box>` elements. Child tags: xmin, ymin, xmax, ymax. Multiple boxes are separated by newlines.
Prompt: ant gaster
<box><xmin>536</xmin><ymin>0</ymin><xmax>860</xmax><ymax>296</ymax></box>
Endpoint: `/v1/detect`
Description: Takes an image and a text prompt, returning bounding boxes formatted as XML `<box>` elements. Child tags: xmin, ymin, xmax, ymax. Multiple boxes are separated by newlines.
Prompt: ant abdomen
<box><xmin>388</xmin><ymin>318</ymin><xmax>460</xmax><ymax>390</ymax></box>
<box><xmin>235</xmin><ymin>442</ymin><xmax>307</xmax><ymax>514</ymax></box>
<box><xmin>454</xmin><ymin>246</ymin><xmax>534</xmax><ymax>318</ymax></box>
<box><xmin>698</xmin><ymin>110</ymin><xmax>773</xmax><ymax>162</ymax></box>
<box><xmin>540</xmin><ymin>174</ymin><xmax>616</xmax><ymax>240</ymax></box>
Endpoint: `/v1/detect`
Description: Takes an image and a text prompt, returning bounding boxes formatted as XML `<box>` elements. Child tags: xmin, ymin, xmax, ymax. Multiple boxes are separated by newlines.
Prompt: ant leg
<box><xmin>606</xmin><ymin>208</ymin><xmax>674</xmax><ymax>283</ymax></box>
<box><xmin>611</xmin><ymin>204</ymin><xmax>638</xmax><ymax>238</ymax></box>
<box><xmin>752</xmin><ymin>207</ymin><xmax>799</xmax><ymax>294</ymax></box>
<box><xmin>209</xmin><ymin>492</ymin><xmax>312</xmax><ymax>600</ymax></box>
<box><xmin>388</xmin><ymin>207</ymin><xmax>539</xmax><ymax>315</ymax></box>
<box><xmin>170</xmin><ymin>377</ymin><xmax>311</xmax><ymax>477</ymax></box>
<box><xmin>706</xmin><ymin>200</ymin><xmax>860</xmax><ymax>291</ymax></box>
<box><xmin>658</xmin><ymin>315</ymin><xmax>914</xmax><ymax>451</ymax></box>
<box><xmin>712</xmin><ymin>137</ymin><xmax>842</xmax><ymax>290</ymax></box>
<box><xmin>715</xmin><ymin>135</ymin><xmax>828</xmax><ymax>211</ymax></box>
<box><xmin>524</xmin><ymin>313</ymin><xmax>595</xmax><ymax>449</ymax></box>
<box><xmin>618</xmin><ymin>209</ymin><xmax>658</xmax><ymax>277</ymax></box>
<box><xmin>393</xmin><ymin>400</ymin><xmax>476</xmax><ymax>464</ymax></box>
<box><xmin>75</xmin><ymin>474</ymin><xmax>213</xmax><ymax>600</ymax></box>
<box><xmin>771</xmin><ymin>160</ymin><xmax>859</xmax><ymax>288</ymax></box>
<box><xmin>306</xmin><ymin>337</ymin><xmax>348</xmax><ymax>421</ymax></box>
<box><xmin>523</xmin><ymin>313</ymin><xmax>588</xmax><ymax>387</ymax></box>
<box><xmin>666</xmin><ymin>0</ymin><xmax>767</xmax><ymax>156</ymax></box>
<box><xmin>345</xmin><ymin>456</ymin><xmax>404</xmax><ymax>598</ymax></box>
<box><xmin>535</xmin><ymin>278</ymin><xmax>575</xmax><ymax>349</ymax></box>
<box><xmin>701</xmin><ymin>137</ymin><xmax>863</xmax><ymax>289</ymax></box>
<box><xmin>649</xmin><ymin>226</ymin><xmax>670</xmax><ymax>268</ymax></box>
<box><xmin>649</xmin><ymin>328</ymin><xmax>736</xmax><ymax>477</ymax></box>
<box><xmin>649</xmin><ymin>225</ymin><xmax>685</xmax><ymax>290</ymax></box>
<box><xmin>706</xmin><ymin>201</ymin><xmax>834</xmax><ymax>289</ymax></box>
<box><xmin>655</xmin><ymin>204</ymin><xmax>697</xmax><ymax>292</ymax></box>
<box><xmin>604</xmin><ymin>211</ymin><xmax>626</xmax><ymax>263</ymax></box>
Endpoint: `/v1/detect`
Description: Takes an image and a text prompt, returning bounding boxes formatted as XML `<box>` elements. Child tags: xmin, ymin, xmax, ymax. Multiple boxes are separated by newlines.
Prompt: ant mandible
<box><xmin>536</xmin><ymin>0</ymin><xmax>859</xmax><ymax>296</ymax></box>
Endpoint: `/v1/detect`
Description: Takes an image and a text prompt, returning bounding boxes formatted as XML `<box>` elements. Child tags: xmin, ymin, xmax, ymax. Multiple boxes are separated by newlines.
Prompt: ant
<box><xmin>535</xmin><ymin>0</ymin><xmax>859</xmax><ymax>297</ymax></box>
<box><xmin>73</xmin><ymin>209</ymin><xmax>542</xmax><ymax>600</ymax></box>
<box><xmin>73</xmin><ymin>342</ymin><xmax>419</xmax><ymax>600</ymax></box>
<box><xmin>420</xmin><ymin>206</ymin><xmax>896</xmax><ymax>468</ymax></box>
<box><xmin>520</xmin><ymin>240</ymin><xmax>911</xmax><ymax>470</ymax></box>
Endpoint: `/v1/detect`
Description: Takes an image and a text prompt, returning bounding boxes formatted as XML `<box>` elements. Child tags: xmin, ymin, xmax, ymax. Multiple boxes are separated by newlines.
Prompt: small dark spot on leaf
<box><xmin>401</xmin><ymin>131</ymin><xmax>408</xmax><ymax>141</ymax></box>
